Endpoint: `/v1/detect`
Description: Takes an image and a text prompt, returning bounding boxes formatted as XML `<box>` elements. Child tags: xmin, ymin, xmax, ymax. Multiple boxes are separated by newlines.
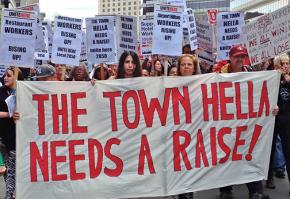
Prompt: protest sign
<box><xmin>208</xmin><ymin>9</ymin><xmax>218</xmax><ymax>25</ymax></box>
<box><xmin>185</xmin><ymin>8</ymin><xmax>198</xmax><ymax>51</ymax></box>
<box><xmin>196</xmin><ymin>20</ymin><xmax>215</xmax><ymax>64</ymax></box>
<box><xmin>140</xmin><ymin>16</ymin><xmax>154</xmax><ymax>56</ymax></box>
<box><xmin>152</xmin><ymin>3</ymin><xmax>183</xmax><ymax>56</ymax></box>
<box><xmin>0</xmin><ymin>65</ymin><xmax>6</xmax><ymax>77</ymax></box>
<box><xmin>0</xmin><ymin>8</ymin><xmax>37</xmax><ymax>67</ymax></box>
<box><xmin>243</xmin><ymin>5</ymin><xmax>290</xmax><ymax>65</ymax></box>
<box><xmin>217</xmin><ymin>12</ymin><xmax>244</xmax><ymax>61</ymax></box>
<box><xmin>18</xmin><ymin>4</ymin><xmax>45</xmax><ymax>52</ymax></box>
<box><xmin>86</xmin><ymin>16</ymin><xmax>116</xmax><ymax>64</ymax></box>
<box><xmin>51</xmin><ymin>16</ymin><xmax>83</xmax><ymax>65</ymax></box>
<box><xmin>166</xmin><ymin>0</ymin><xmax>186</xmax><ymax>8</ymax></box>
<box><xmin>17</xmin><ymin>71</ymin><xmax>280</xmax><ymax>199</ymax></box>
<box><xmin>42</xmin><ymin>21</ymin><xmax>53</xmax><ymax>58</ymax></box>
<box><xmin>116</xmin><ymin>15</ymin><xmax>137</xmax><ymax>59</ymax></box>
<box><xmin>80</xmin><ymin>31</ymin><xmax>87</xmax><ymax>62</ymax></box>
<box><xmin>34</xmin><ymin>25</ymin><xmax>49</xmax><ymax>61</ymax></box>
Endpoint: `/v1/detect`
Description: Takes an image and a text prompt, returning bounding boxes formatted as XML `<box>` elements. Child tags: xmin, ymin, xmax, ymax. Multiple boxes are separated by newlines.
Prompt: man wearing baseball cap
<box><xmin>217</xmin><ymin>45</ymin><xmax>252</xmax><ymax>73</ymax></box>
<box><xmin>217</xmin><ymin>45</ymin><xmax>270</xmax><ymax>199</ymax></box>
<box><xmin>35</xmin><ymin>64</ymin><xmax>57</xmax><ymax>81</ymax></box>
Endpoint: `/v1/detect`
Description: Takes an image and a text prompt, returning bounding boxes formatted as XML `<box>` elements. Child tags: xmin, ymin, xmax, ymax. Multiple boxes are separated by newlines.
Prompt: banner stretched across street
<box><xmin>16</xmin><ymin>71</ymin><xmax>280</xmax><ymax>199</ymax></box>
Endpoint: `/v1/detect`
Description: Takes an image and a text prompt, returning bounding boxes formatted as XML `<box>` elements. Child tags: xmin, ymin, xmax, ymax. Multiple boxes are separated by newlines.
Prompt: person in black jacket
<box><xmin>0</xmin><ymin>66</ymin><xmax>23</xmax><ymax>199</ymax></box>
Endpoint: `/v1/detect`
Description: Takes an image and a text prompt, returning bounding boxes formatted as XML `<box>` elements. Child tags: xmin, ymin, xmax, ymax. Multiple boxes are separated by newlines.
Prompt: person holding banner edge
<box><xmin>177</xmin><ymin>53</ymin><xmax>200</xmax><ymax>199</ymax></box>
<box><xmin>216</xmin><ymin>45</ymin><xmax>279</xmax><ymax>199</ymax></box>
<box><xmin>0</xmin><ymin>66</ymin><xmax>24</xmax><ymax>199</ymax></box>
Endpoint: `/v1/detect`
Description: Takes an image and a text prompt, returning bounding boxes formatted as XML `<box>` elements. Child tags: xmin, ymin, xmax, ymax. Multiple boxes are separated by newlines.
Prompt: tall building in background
<box><xmin>231</xmin><ymin>0</ymin><xmax>289</xmax><ymax>13</ymax></box>
<box><xmin>142</xmin><ymin>0</ymin><xmax>230</xmax><ymax>16</ymax></box>
<box><xmin>98</xmin><ymin>0</ymin><xmax>141</xmax><ymax>17</ymax></box>
<box><xmin>20</xmin><ymin>0</ymin><xmax>38</xmax><ymax>6</ymax></box>
<box><xmin>187</xmin><ymin>0</ymin><xmax>230</xmax><ymax>16</ymax></box>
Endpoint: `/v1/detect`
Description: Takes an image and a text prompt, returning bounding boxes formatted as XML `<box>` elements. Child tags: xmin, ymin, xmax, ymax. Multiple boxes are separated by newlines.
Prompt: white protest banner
<box><xmin>0</xmin><ymin>65</ymin><xmax>6</xmax><ymax>77</ymax></box>
<box><xmin>18</xmin><ymin>4</ymin><xmax>45</xmax><ymax>51</ymax></box>
<box><xmin>42</xmin><ymin>21</ymin><xmax>53</xmax><ymax>58</ymax></box>
<box><xmin>152</xmin><ymin>3</ymin><xmax>183</xmax><ymax>56</ymax></box>
<box><xmin>185</xmin><ymin>8</ymin><xmax>198</xmax><ymax>51</ymax></box>
<box><xmin>196</xmin><ymin>20</ymin><xmax>215</xmax><ymax>64</ymax></box>
<box><xmin>86</xmin><ymin>16</ymin><xmax>116</xmax><ymax>64</ymax></box>
<box><xmin>183</xmin><ymin>28</ymin><xmax>189</xmax><ymax>46</ymax></box>
<box><xmin>140</xmin><ymin>16</ymin><xmax>154</xmax><ymax>56</ymax></box>
<box><xmin>34</xmin><ymin>25</ymin><xmax>49</xmax><ymax>61</ymax></box>
<box><xmin>80</xmin><ymin>31</ymin><xmax>87</xmax><ymax>62</ymax></box>
<box><xmin>166</xmin><ymin>0</ymin><xmax>186</xmax><ymax>8</ymax></box>
<box><xmin>243</xmin><ymin>5</ymin><xmax>290</xmax><ymax>65</ymax></box>
<box><xmin>51</xmin><ymin>16</ymin><xmax>83</xmax><ymax>65</ymax></box>
<box><xmin>0</xmin><ymin>8</ymin><xmax>37</xmax><ymax>67</ymax></box>
<box><xmin>116</xmin><ymin>15</ymin><xmax>137</xmax><ymax>58</ymax></box>
<box><xmin>17</xmin><ymin>71</ymin><xmax>280</xmax><ymax>199</ymax></box>
<box><xmin>217</xmin><ymin>12</ymin><xmax>244</xmax><ymax>61</ymax></box>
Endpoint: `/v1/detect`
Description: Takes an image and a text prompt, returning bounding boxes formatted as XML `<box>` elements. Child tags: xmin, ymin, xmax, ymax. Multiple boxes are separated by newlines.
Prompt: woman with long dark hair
<box><xmin>116</xmin><ymin>51</ymin><xmax>141</xmax><ymax>79</ymax></box>
<box><xmin>152</xmin><ymin>59</ymin><xmax>164</xmax><ymax>76</ymax></box>
<box><xmin>0</xmin><ymin>66</ymin><xmax>23</xmax><ymax>199</ymax></box>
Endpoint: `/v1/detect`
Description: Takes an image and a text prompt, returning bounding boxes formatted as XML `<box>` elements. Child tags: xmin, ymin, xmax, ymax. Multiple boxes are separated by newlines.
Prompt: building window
<box><xmin>118</xmin><ymin>8</ymin><xmax>121</xmax><ymax>11</ymax></box>
<box><xmin>108</xmin><ymin>8</ymin><xmax>110</xmax><ymax>12</ymax></box>
<box><xmin>128</xmin><ymin>2</ymin><xmax>131</xmax><ymax>5</ymax></box>
<box><xmin>134</xmin><ymin>1</ymin><xmax>137</xmax><ymax>5</ymax></box>
<box><xmin>103</xmin><ymin>9</ymin><xmax>105</xmax><ymax>12</ymax></box>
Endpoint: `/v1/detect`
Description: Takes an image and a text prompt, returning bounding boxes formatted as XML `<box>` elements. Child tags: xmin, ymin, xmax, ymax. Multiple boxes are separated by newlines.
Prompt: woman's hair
<box><xmin>167</xmin><ymin>64</ymin><xmax>177</xmax><ymax>76</ymax></box>
<box><xmin>153</xmin><ymin>59</ymin><xmax>164</xmax><ymax>76</ymax></box>
<box><xmin>116</xmin><ymin>51</ymin><xmax>141</xmax><ymax>79</ymax></box>
<box><xmin>279</xmin><ymin>54</ymin><xmax>290</xmax><ymax>63</ymax></box>
<box><xmin>5</xmin><ymin>66</ymin><xmax>24</xmax><ymax>81</ymax></box>
<box><xmin>93</xmin><ymin>66</ymin><xmax>110</xmax><ymax>80</ymax></box>
<box><xmin>177</xmin><ymin>54</ymin><xmax>200</xmax><ymax>76</ymax></box>
<box><xmin>69</xmin><ymin>63</ymin><xmax>89</xmax><ymax>81</ymax></box>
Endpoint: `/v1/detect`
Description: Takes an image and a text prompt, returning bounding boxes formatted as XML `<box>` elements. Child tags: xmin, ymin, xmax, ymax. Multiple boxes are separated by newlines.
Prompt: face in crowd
<box><xmin>70</xmin><ymin>64</ymin><xmax>89</xmax><ymax>81</ymax></box>
<box><xmin>178</xmin><ymin>54</ymin><xmax>198</xmax><ymax>76</ymax></box>
<box><xmin>168</xmin><ymin>67</ymin><xmax>177</xmax><ymax>76</ymax></box>
<box><xmin>117</xmin><ymin>51</ymin><xmax>141</xmax><ymax>79</ymax></box>
<box><xmin>3</xmin><ymin>67</ymin><xmax>23</xmax><ymax>89</ymax></box>
<box><xmin>154</xmin><ymin>60</ymin><xmax>162</xmax><ymax>72</ymax></box>
<box><xmin>142</xmin><ymin>69</ymin><xmax>149</xmax><ymax>77</ymax></box>
<box><xmin>281</xmin><ymin>57</ymin><xmax>290</xmax><ymax>75</ymax></box>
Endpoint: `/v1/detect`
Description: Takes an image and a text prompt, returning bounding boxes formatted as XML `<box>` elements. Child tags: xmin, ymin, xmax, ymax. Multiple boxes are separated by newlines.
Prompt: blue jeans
<box><xmin>274</xmin><ymin>135</ymin><xmax>285</xmax><ymax>170</ymax></box>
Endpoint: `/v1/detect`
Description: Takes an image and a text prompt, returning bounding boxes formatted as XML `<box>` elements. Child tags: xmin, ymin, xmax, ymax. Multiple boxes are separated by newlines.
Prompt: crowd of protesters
<box><xmin>0</xmin><ymin>44</ymin><xmax>289</xmax><ymax>199</ymax></box>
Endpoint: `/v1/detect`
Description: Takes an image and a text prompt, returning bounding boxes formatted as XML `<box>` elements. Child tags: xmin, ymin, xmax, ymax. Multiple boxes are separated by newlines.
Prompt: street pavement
<box><xmin>0</xmin><ymin>175</ymin><xmax>288</xmax><ymax>199</ymax></box>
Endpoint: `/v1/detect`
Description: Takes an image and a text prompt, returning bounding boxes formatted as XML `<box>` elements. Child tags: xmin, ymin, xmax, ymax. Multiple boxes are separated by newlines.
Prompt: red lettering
<box><xmin>171</xmin><ymin>87</ymin><xmax>192</xmax><ymax>125</ymax></box>
<box><xmin>122</xmin><ymin>91</ymin><xmax>140</xmax><ymax>129</ymax></box>
<box><xmin>51</xmin><ymin>141</ymin><xmax>67</xmax><ymax>181</ymax></box>
<box><xmin>104</xmin><ymin>138</ymin><xmax>123</xmax><ymax>177</ymax></box>
<box><xmin>88</xmin><ymin>139</ymin><xmax>103</xmax><ymax>178</ymax></box>
<box><xmin>195</xmin><ymin>129</ymin><xmax>209</xmax><ymax>168</ymax></box>
<box><xmin>235</xmin><ymin>83</ymin><xmax>247</xmax><ymax>119</ymax></box>
<box><xmin>258</xmin><ymin>81</ymin><xmax>270</xmax><ymax>117</ymax></box>
<box><xmin>138</xmin><ymin>89</ymin><xmax>170</xmax><ymax>127</ymax></box>
<box><xmin>52</xmin><ymin>94</ymin><xmax>68</xmax><ymax>134</ymax></box>
<box><xmin>232</xmin><ymin>126</ymin><xmax>247</xmax><ymax>161</ymax></box>
<box><xmin>210</xmin><ymin>127</ymin><xmax>217</xmax><ymax>166</ymax></box>
<box><xmin>219</xmin><ymin>82</ymin><xmax>234</xmax><ymax>120</ymax></box>
<box><xmin>30</xmin><ymin>142</ymin><xmax>49</xmax><ymax>182</ymax></box>
<box><xmin>69</xmin><ymin>140</ymin><xmax>86</xmax><ymax>180</ymax></box>
<box><xmin>218</xmin><ymin>127</ymin><xmax>232</xmax><ymax>164</ymax></box>
<box><xmin>201</xmin><ymin>83</ymin><xmax>219</xmax><ymax>121</ymax></box>
<box><xmin>71</xmin><ymin>92</ymin><xmax>88</xmax><ymax>133</ymax></box>
<box><xmin>32</xmin><ymin>94</ymin><xmax>49</xmax><ymax>135</ymax></box>
<box><xmin>173</xmin><ymin>130</ymin><xmax>192</xmax><ymax>171</ymax></box>
<box><xmin>103</xmin><ymin>91</ymin><xmax>121</xmax><ymax>131</ymax></box>
<box><xmin>138</xmin><ymin>135</ymin><xmax>156</xmax><ymax>175</ymax></box>
<box><xmin>248</xmin><ymin>81</ymin><xmax>257</xmax><ymax>118</ymax></box>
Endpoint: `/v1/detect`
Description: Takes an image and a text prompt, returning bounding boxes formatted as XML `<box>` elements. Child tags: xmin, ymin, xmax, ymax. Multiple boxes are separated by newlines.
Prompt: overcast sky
<box><xmin>39</xmin><ymin>0</ymin><xmax>98</xmax><ymax>20</ymax></box>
